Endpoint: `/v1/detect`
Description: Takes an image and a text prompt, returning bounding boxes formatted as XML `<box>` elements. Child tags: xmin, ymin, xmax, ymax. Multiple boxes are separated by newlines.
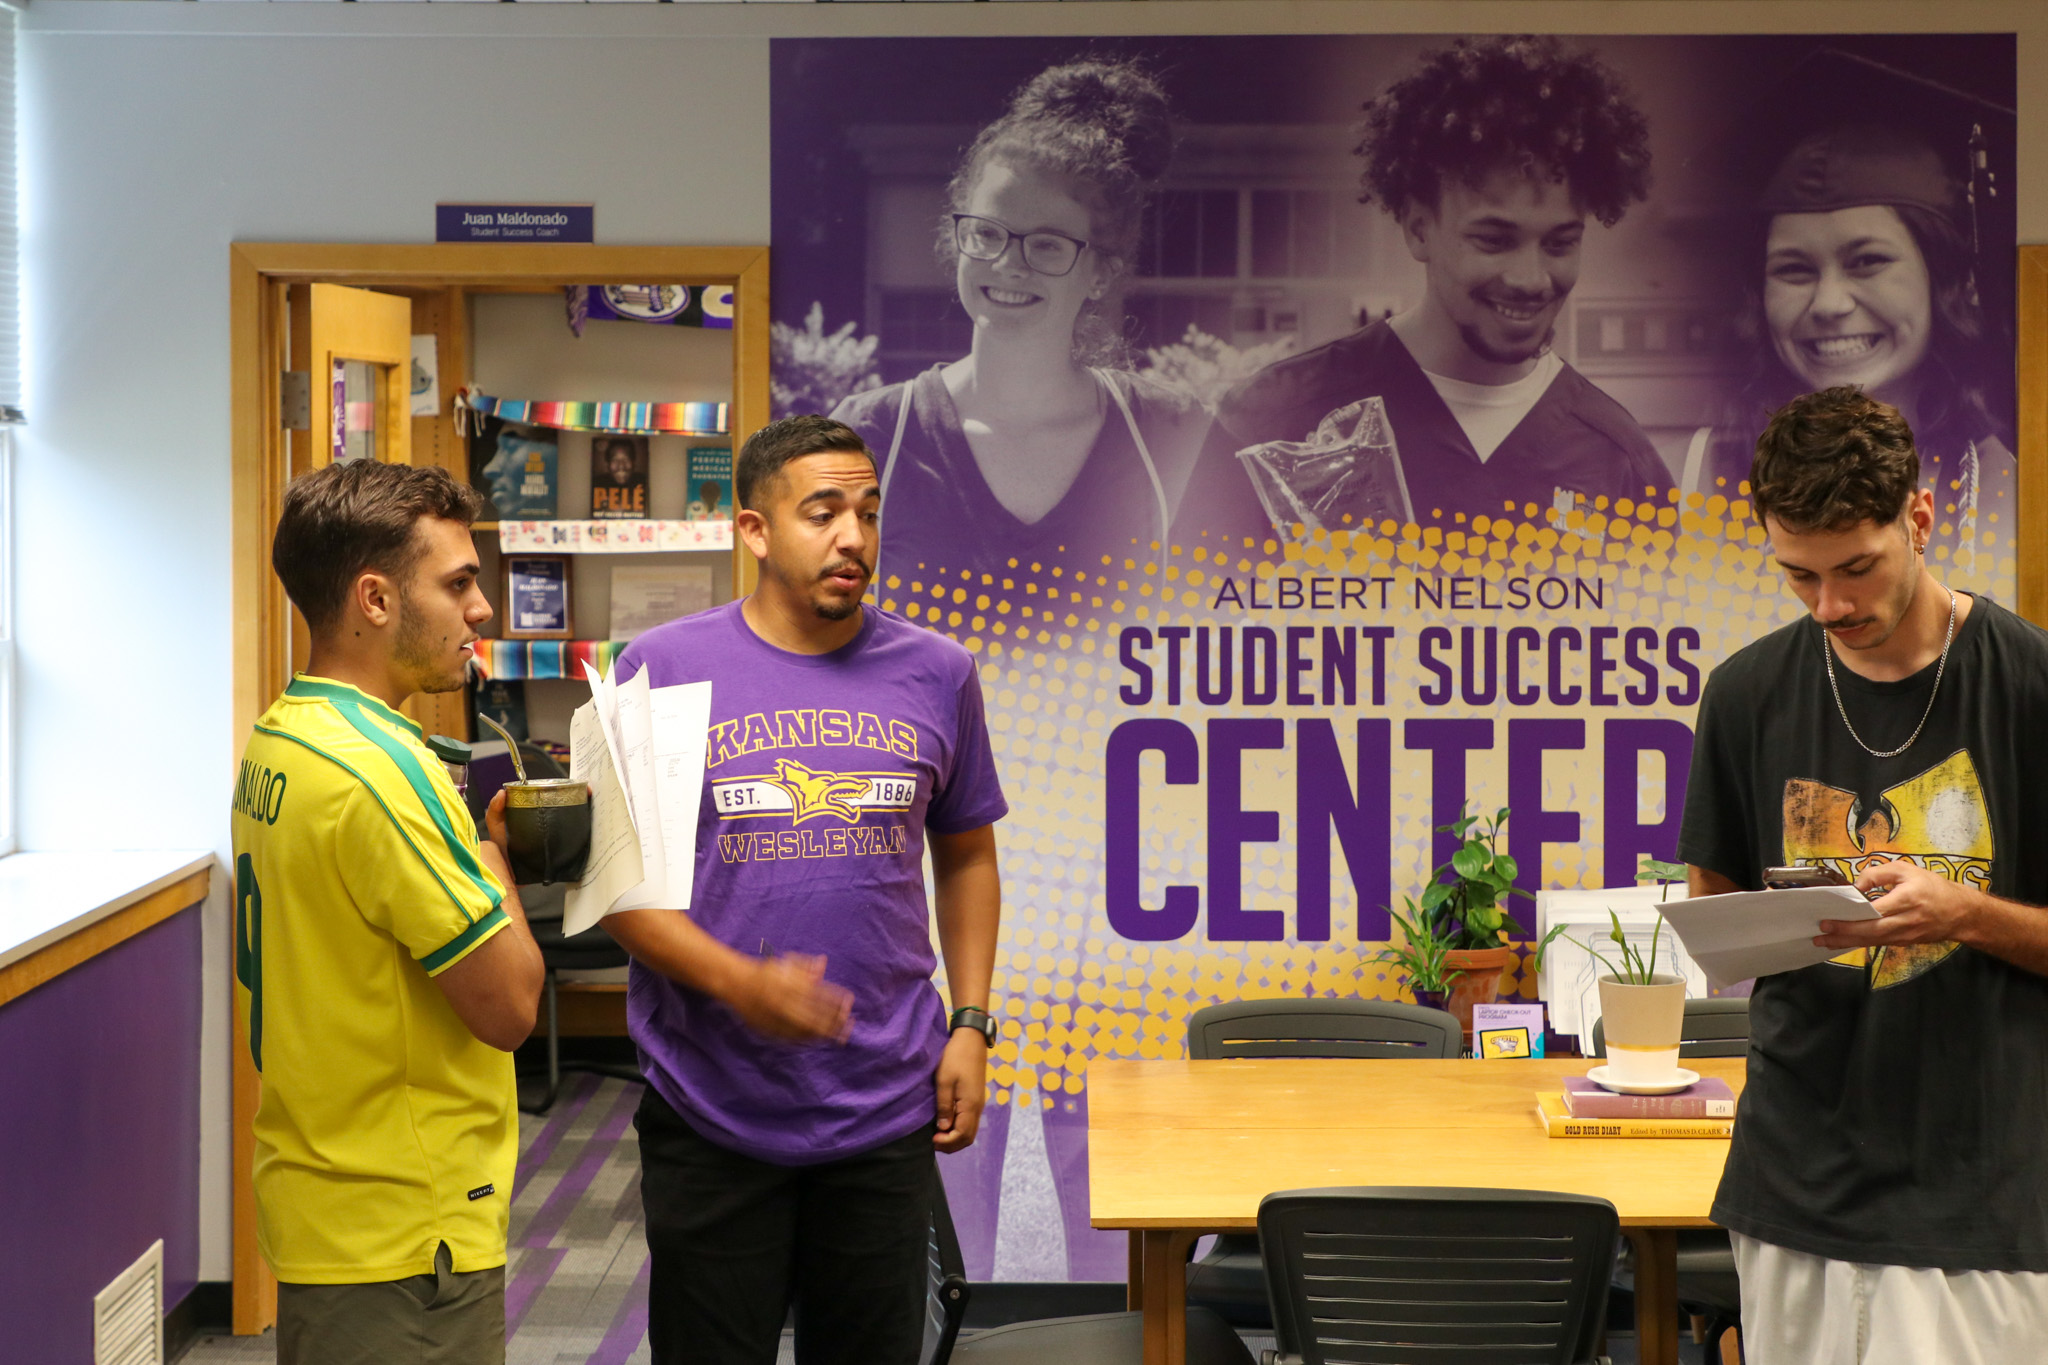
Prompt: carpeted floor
<box><xmin>177</xmin><ymin>1074</ymin><xmax>1715</xmax><ymax>1363</ymax></box>
<box><xmin>183</xmin><ymin>1074</ymin><xmax>662</xmax><ymax>1365</ymax></box>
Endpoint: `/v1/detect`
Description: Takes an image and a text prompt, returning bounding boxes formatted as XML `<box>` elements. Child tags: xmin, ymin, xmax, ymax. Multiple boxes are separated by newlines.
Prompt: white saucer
<box><xmin>1587</xmin><ymin>1065</ymin><xmax>1699</xmax><ymax>1095</ymax></box>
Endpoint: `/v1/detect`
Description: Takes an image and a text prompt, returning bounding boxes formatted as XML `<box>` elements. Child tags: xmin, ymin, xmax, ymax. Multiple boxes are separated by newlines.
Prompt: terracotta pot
<box><xmin>1441</xmin><ymin>946</ymin><xmax>1518</xmax><ymax>1043</ymax></box>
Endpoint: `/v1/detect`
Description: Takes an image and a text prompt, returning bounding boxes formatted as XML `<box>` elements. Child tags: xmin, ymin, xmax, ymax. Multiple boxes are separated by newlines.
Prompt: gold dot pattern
<box><xmin>880</xmin><ymin>485</ymin><xmax>2015</xmax><ymax>1105</ymax></box>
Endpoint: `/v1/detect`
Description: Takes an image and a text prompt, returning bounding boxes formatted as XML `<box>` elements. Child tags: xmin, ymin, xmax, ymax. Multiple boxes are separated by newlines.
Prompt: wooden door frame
<box><xmin>228</xmin><ymin>242</ymin><xmax>769</xmax><ymax>1332</ymax></box>
<box><xmin>2016</xmin><ymin>246</ymin><xmax>2048</xmax><ymax>627</ymax></box>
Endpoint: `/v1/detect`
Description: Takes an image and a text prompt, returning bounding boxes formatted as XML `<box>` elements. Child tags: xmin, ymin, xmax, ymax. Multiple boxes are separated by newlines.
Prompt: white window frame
<box><xmin>0</xmin><ymin>426</ymin><xmax>15</xmax><ymax>857</ymax></box>
<box><xmin>0</xmin><ymin>7</ymin><xmax>19</xmax><ymax>856</ymax></box>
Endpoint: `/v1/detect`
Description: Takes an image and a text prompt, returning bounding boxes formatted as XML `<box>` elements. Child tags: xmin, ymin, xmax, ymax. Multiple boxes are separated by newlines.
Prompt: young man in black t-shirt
<box><xmin>1679</xmin><ymin>387</ymin><xmax>2048</xmax><ymax>1359</ymax></box>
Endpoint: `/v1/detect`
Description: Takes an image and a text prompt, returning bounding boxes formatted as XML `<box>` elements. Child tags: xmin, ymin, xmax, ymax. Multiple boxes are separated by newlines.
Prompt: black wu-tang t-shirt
<box><xmin>1678</xmin><ymin>595</ymin><xmax>2048</xmax><ymax>1271</ymax></box>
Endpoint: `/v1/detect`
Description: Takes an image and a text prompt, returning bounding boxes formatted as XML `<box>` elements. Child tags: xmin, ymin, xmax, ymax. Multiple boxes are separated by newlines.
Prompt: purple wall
<box><xmin>0</xmin><ymin>901</ymin><xmax>204</xmax><ymax>1362</ymax></box>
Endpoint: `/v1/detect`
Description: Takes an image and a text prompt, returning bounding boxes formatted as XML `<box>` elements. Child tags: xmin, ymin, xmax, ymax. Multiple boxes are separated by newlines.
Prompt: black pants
<box><xmin>635</xmin><ymin>1086</ymin><xmax>934</xmax><ymax>1365</ymax></box>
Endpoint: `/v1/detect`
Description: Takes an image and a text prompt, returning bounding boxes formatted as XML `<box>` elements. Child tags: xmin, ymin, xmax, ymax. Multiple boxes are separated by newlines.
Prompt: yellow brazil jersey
<box><xmin>231</xmin><ymin>676</ymin><xmax>515</xmax><ymax>1284</ymax></box>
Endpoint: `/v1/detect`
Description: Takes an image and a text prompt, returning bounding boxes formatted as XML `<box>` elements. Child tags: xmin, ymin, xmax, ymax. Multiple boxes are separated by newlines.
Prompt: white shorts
<box><xmin>1731</xmin><ymin>1232</ymin><xmax>2048</xmax><ymax>1365</ymax></box>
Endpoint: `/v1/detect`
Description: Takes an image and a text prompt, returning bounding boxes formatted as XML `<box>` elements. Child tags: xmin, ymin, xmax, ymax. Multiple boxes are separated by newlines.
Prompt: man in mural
<box><xmin>1680</xmin><ymin>387</ymin><xmax>2048</xmax><ymax>1358</ymax></box>
<box><xmin>1171</xmin><ymin>34</ymin><xmax>1672</xmax><ymax>548</ymax></box>
<box><xmin>235</xmin><ymin>459</ymin><xmax>544</xmax><ymax>1364</ymax></box>
<box><xmin>603</xmin><ymin>414</ymin><xmax>1007</xmax><ymax>1365</ymax></box>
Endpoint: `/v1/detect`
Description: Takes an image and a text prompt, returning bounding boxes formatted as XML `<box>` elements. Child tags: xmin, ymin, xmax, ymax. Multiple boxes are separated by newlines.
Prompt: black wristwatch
<box><xmin>949</xmin><ymin>1006</ymin><xmax>998</xmax><ymax>1045</ymax></box>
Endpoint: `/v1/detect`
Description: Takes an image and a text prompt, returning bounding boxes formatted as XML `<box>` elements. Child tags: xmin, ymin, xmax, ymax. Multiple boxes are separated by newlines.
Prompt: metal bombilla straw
<box><xmin>476</xmin><ymin>712</ymin><xmax>558</xmax><ymax>883</ymax></box>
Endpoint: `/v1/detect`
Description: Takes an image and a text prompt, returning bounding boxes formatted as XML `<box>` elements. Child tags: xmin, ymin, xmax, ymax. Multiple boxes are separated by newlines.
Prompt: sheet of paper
<box><xmin>1659</xmin><ymin>884</ymin><xmax>1881</xmax><ymax>988</ymax></box>
<box><xmin>646</xmin><ymin>681</ymin><xmax>712</xmax><ymax>910</ymax></box>
<box><xmin>562</xmin><ymin>699</ymin><xmax>645</xmax><ymax>936</ymax></box>
<box><xmin>609</xmin><ymin>667</ymin><xmax>671</xmax><ymax>912</ymax></box>
<box><xmin>580</xmin><ymin>659</ymin><xmax>629</xmax><ymax>823</ymax></box>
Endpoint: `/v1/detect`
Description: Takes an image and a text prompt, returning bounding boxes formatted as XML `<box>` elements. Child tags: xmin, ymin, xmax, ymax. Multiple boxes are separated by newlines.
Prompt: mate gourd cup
<box><xmin>503</xmin><ymin>778</ymin><xmax>591</xmax><ymax>885</ymax></box>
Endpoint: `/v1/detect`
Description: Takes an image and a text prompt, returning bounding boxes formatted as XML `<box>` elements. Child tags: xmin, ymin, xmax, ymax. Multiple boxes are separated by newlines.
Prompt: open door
<box><xmin>230</xmin><ymin>242</ymin><xmax>771</xmax><ymax>1337</ymax></box>
<box><xmin>284</xmin><ymin>283</ymin><xmax>418</xmax><ymax>677</ymax></box>
<box><xmin>233</xmin><ymin>281</ymin><xmax>416</xmax><ymax>1334</ymax></box>
<box><xmin>307</xmin><ymin>282</ymin><xmax>412</xmax><ymax>469</ymax></box>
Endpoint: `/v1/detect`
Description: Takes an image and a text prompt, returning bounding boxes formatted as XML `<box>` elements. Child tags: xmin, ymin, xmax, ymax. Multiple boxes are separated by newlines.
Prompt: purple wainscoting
<box><xmin>0</xmin><ymin>902</ymin><xmax>204</xmax><ymax>1363</ymax></box>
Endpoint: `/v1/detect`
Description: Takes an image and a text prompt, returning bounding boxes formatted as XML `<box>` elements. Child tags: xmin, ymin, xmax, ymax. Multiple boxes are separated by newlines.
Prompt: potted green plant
<box><xmin>1370</xmin><ymin>899</ymin><xmax>1463</xmax><ymax>1011</ymax></box>
<box><xmin>1393</xmin><ymin>804</ymin><xmax>1540</xmax><ymax>1037</ymax></box>
<box><xmin>1572</xmin><ymin>857</ymin><xmax>1690</xmax><ymax>1084</ymax></box>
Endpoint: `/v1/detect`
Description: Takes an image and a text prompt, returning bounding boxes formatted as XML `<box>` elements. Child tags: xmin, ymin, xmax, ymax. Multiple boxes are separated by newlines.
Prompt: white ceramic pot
<box><xmin>1598</xmin><ymin>974</ymin><xmax>1687</xmax><ymax>1084</ymax></box>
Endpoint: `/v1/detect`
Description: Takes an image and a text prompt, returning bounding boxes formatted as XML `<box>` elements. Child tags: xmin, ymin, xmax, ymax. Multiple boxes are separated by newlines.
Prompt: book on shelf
<box><xmin>589</xmin><ymin>434</ymin><xmax>651</xmax><ymax>519</ymax></box>
<box><xmin>685</xmin><ymin>446</ymin><xmax>733</xmax><ymax>521</ymax></box>
<box><xmin>471</xmin><ymin>418</ymin><xmax>558</xmax><ymax>520</ymax></box>
<box><xmin>1535</xmin><ymin>1093</ymin><xmax>1732</xmax><ymax>1139</ymax></box>
<box><xmin>474</xmin><ymin>678</ymin><xmax>528</xmax><ymax>743</ymax></box>
<box><xmin>1562</xmin><ymin>1075</ymin><xmax>1735</xmax><ymax>1119</ymax></box>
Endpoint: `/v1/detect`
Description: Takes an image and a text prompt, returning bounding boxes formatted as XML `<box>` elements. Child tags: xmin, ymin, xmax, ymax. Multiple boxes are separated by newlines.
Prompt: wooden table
<box><xmin>1089</xmin><ymin>1057</ymin><xmax>1746</xmax><ymax>1365</ymax></box>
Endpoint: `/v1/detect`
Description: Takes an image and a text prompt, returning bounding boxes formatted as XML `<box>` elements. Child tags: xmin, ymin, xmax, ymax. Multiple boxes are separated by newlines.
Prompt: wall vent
<box><xmin>93</xmin><ymin>1239</ymin><xmax>164</xmax><ymax>1365</ymax></box>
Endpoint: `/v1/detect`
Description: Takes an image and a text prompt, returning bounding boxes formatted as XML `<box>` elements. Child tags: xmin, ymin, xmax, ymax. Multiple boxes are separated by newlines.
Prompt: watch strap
<box><xmin>949</xmin><ymin>1006</ymin><xmax>996</xmax><ymax>1041</ymax></box>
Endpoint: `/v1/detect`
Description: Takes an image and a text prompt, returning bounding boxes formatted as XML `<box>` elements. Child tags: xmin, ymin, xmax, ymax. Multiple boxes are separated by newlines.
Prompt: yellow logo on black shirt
<box><xmin>1781</xmin><ymin>749</ymin><xmax>1992</xmax><ymax>989</ymax></box>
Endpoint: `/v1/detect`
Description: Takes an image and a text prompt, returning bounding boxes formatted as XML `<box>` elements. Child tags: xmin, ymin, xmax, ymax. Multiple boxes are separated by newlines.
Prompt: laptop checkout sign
<box><xmin>436</xmin><ymin>203</ymin><xmax>593</xmax><ymax>243</ymax></box>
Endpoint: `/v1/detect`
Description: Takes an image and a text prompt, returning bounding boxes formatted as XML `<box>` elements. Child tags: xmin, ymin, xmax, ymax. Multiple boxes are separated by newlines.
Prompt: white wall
<box><xmin>18</xmin><ymin>0</ymin><xmax>2048</xmax><ymax>1284</ymax></box>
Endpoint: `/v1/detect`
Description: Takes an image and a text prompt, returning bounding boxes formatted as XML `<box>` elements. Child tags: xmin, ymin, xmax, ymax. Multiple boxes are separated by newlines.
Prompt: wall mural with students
<box><xmin>768</xmin><ymin>31</ymin><xmax>2017</xmax><ymax>1280</ymax></box>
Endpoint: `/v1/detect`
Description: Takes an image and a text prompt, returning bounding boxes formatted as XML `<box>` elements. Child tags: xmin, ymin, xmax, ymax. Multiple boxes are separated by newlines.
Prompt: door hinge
<box><xmin>280</xmin><ymin>371</ymin><xmax>311</xmax><ymax>431</ymax></box>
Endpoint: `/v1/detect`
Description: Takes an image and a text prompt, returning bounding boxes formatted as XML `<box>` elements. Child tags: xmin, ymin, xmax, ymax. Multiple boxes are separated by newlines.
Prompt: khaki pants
<box><xmin>277</xmin><ymin>1242</ymin><xmax>505</xmax><ymax>1365</ymax></box>
<box><xmin>1732</xmin><ymin>1232</ymin><xmax>2048</xmax><ymax>1365</ymax></box>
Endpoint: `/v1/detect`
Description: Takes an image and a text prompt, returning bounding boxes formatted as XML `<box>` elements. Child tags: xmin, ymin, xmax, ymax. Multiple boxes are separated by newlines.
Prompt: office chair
<box><xmin>922</xmin><ymin>1168</ymin><xmax>1255</xmax><ymax>1365</ymax></box>
<box><xmin>472</xmin><ymin>741</ymin><xmax>641</xmax><ymax>1115</ymax></box>
<box><xmin>1258</xmin><ymin>1186</ymin><xmax>1619</xmax><ymax>1365</ymax></box>
<box><xmin>1183</xmin><ymin>998</ymin><xmax>1463</xmax><ymax>1328</ymax></box>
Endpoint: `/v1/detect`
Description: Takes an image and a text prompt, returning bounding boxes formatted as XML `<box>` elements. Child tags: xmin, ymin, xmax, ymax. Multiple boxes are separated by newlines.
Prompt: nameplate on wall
<box><xmin>436</xmin><ymin>203</ymin><xmax>593</xmax><ymax>243</ymax></box>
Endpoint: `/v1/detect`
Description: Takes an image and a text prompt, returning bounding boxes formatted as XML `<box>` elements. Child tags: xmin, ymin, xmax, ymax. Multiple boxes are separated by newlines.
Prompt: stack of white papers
<box><xmin>562</xmin><ymin>661</ymin><xmax>713</xmax><ymax>936</ymax></box>
<box><xmin>1658</xmin><ymin>884</ymin><xmax>1880</xmax><ymax>988</ymax></box>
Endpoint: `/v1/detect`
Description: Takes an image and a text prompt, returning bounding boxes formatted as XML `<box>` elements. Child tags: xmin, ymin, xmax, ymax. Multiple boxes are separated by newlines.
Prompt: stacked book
<box><xmin>1535</xmin><ymin>1077</ymin><xmax>1737</xmax><ymax>1139</ymax></box>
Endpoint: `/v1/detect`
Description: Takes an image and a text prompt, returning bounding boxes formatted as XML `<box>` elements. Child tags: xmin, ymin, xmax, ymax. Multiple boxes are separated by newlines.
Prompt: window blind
<box><xmin>0</xmin><ymin>9</ymin><xmax>18</xmax><ymax>423</ymax></box>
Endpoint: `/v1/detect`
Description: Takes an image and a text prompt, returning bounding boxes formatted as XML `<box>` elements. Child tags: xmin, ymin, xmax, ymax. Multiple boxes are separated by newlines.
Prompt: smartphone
<box><xmin>1763</xmin><ymin>864</ymin><xmax>1848</xmax><ymax>889</ymax></box>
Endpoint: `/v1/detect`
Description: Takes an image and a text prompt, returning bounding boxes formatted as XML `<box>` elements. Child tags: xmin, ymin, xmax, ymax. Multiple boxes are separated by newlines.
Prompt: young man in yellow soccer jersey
<box><xmin>235</xmin><ymin>459</ymin><xmax>544</xmax><ymax>1364</ymax></box>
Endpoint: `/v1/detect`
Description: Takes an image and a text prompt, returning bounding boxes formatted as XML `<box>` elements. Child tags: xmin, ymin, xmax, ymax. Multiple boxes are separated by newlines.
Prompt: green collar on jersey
<box><xmin>287</xmin><ymin>675</ymin><xmax>423</xmax><ymax>738</ymax></box>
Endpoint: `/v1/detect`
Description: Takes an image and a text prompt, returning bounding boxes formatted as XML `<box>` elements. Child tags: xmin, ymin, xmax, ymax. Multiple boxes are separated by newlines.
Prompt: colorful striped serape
<box><xmin>466</xmin><ymin>391</ymin><xmax>728</xmax><ymax>437</ymax></box>
<box><xmin>474</xmin><ymin>639</ymin><xmax>626</xmax><ymax>682</ymax></box>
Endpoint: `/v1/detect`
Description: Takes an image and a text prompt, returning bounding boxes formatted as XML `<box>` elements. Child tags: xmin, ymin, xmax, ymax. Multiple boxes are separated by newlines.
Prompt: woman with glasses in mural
<box><xmin>831</xmin><ymin>59</ymin><xmax>1206</xmax><ymax>595</ymax></box>
<box><xmin>1697</xmin><ymin>56</ymin><xmax>2015</xmax><ymax>571</ymax></box>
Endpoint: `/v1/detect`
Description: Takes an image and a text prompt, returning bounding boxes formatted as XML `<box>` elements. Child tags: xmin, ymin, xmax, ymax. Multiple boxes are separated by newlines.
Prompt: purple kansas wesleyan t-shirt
<box><xmin>615</xmin><ymin>601</ymin><xmax>1007</xmax><ymax>1164</ymax></box>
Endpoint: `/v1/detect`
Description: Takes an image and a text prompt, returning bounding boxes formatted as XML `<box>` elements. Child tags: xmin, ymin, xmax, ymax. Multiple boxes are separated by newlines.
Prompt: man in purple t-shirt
<box><xmin>605</xmin><ymin>415</ymin><xmax>1007</xmax><ymax>1365</ymax></box>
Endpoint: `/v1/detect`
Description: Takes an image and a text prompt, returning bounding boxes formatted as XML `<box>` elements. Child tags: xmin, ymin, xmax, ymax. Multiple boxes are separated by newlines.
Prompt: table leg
<box><xmin>1138</xmin><ymin>1229</ymin><xmax>1200</xmax><ymax>1365</ymax></box>
<box><xmin>1626</xmin><ymin>1227</ymin><xmax>1680</xmax><ymax>1365</ymax></box>
<box><xmin>1128</xmin><ymin>1231</ymin><xmax>1144</xmax><ymax>1311</ymax></box>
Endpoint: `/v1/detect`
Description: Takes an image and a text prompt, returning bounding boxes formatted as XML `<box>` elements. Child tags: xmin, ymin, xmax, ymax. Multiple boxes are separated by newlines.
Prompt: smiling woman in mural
<box><xmin>830</xmin><ymin>59</ymin><xmax>1206</xmax><ymax>593</ymax></box>
<box><xmin>1701</xmin><ymin>60</ymin><xmax>2016</xmax><ymax>571</ymax></box>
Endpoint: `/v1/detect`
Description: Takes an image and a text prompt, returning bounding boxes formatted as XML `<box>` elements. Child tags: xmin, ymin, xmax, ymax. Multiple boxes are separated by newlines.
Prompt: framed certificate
<box><xmin>502</xmin><ymin>553</ymin><xmax>574</xmax><ymax>639</ymax></box>
<box><xmin>609</xmin><ymin>564</ymin><xmax>715</xmax><ymax>640</ymax></box>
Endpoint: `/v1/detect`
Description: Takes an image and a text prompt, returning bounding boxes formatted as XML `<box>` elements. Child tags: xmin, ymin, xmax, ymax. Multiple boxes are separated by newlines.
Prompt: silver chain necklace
<box><xmin>1821</xmin><ymin>585</ymin><xmax>1957</xmax><ymax>759</ymax></box>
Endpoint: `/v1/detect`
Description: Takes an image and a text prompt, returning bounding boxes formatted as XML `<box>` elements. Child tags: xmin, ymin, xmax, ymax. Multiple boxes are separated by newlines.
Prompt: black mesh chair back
<box><xmin>922</xmin><ymin>1167</ymin><xmax>972</xmax><ymax>1365</ymax></box>
<box><xmin>1258</xmin><ymin>1187</ymin><xmax>1618</xmax><ymax>1365</ymax></box>
<box><xmin>1185</xmin><ymin>999</ymin><xmax>1462</xmax><ymax>1331</ymax></box>
<box><xmin>1590</xmin><ymin>996</ymin><xmax>1749</xmax><ymax>1059</ymax></box>
<box><xmin>1187</xmin><ymin>998</ymin><xmax>1462</xmax><ymax>1061</ymax></box>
